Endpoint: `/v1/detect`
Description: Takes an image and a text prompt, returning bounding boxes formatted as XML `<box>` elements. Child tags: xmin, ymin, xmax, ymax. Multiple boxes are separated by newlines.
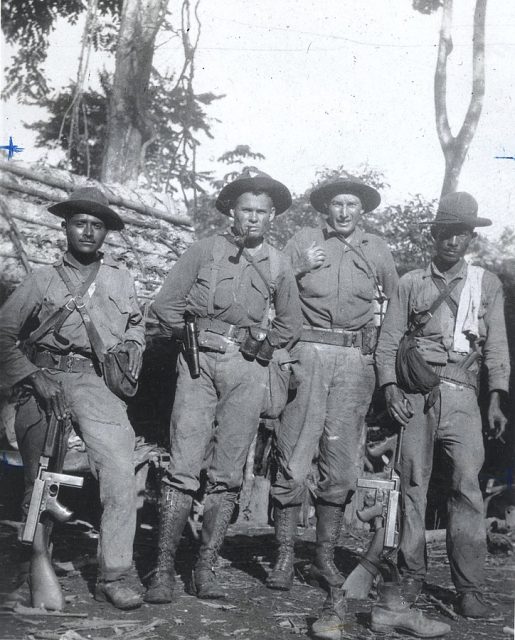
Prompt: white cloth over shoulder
<box><xmin>454</xmin><ymin>264</ymin><xmax>484</xmax><ymax>353</ymax></box>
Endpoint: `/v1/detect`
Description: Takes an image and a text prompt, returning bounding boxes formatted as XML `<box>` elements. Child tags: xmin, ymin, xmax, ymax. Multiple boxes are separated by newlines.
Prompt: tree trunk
<box><xmin>101</xmin><ymin>0</ymin><xmax>168</xmax><ymax>185</ymax></box>
<box><xmin>434</xmin><ymin>0</ymin><xmax>487</xmax><ymax>198</ymax></box>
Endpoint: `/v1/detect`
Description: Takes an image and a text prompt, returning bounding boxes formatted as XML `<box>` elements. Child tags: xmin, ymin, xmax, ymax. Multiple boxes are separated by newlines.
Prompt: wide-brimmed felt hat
<box><xmin>422</xmin><ymin>191</ymin><xmax>491</xmax><ymax>228</ymax></box>
<box><xmin>310</xmin><ymin>177</ymin><xmax>381</xmax><ymax>214</ymax></box>
<box><xmin>216</xmin><ymin>167</ymin><xmax>292</xmax><ymax>216</ymax></box>
<box><xmin>48</xmin><ymin>187</ymin><xmax>125</xmax><ymax>231</ymax></box>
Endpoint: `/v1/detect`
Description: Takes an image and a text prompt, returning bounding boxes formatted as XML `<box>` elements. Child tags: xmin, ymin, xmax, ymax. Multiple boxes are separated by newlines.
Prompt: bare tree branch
<box><xmin>434</xmin><ymin>0</ymin><xmax>453</xmax><ymax>150</ymax></box>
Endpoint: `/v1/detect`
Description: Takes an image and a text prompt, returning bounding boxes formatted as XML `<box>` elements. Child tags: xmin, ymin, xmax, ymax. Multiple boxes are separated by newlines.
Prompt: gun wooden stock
<box><xmin>30</xmin><ymin>521</ymin><xmax>65</xmax><ymax>611</ymax></box>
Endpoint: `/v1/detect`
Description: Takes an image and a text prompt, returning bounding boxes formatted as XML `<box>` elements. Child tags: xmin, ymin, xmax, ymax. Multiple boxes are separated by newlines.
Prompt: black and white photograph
<box><xmin>0</xmin><ymin>1</ymin><xmax>513</xmax><ymax>638</ymax></box>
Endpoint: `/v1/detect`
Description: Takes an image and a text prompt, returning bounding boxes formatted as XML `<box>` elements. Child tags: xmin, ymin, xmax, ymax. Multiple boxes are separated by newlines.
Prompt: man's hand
<box><xmin>28</xmin><ymin>369</ymin><xmax>69</xmax><ymax>420</ymax></box>
<box><xmin>384</xmin><ymin>383</ymin><xmax>414</xmax><ymax>426</ymax></box>
<box><xmin>120</xmin><ymin>341</ymin><xmax>143</xmax><ymax>381</ymax></box>
<box><xmin>487</xmin><ymin>391</ymin><xmax>507</xmax><ymax>441</ymax></box>
<box><xmin>294</xmin><ymin>241</ymin><xmax>326</xmax><ymax>276</ymax></box>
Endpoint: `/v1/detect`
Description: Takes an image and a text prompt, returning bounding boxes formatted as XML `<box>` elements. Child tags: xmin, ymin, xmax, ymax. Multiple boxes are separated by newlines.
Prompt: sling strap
<box><xmin>28</xmin><ymin>261</ymin><xmax>101</xmax><ymax>346</ymax></box>
<box><xmin>54</xmin><ymin>264</ymin><xmax>107</xmax><ymax>363</ymax></box>
<box><xmin>331</xmin><ymin>233</ymin><xmax>386</xmax><ymax>303</ymax></box>
<box><xmin>431</xmin><ymin>275</ymin><xmax>459</xmax><ymax>318</ymax></box>
<box><xmin>408</xmin><ymin>276</ymin><xmax>461</xmax><ymax>338</ymax></box>
<box><xmin>207</xmin><ymin>235</ymin><xmax>280</xmax><ymax>329</ymax></box>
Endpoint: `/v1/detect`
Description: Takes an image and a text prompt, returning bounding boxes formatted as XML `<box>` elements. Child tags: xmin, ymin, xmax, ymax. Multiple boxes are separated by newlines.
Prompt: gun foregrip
<box><xmin>357</xmin><ymin>501</ymin><xmax>384</xmax><ymax>523</ymax></box>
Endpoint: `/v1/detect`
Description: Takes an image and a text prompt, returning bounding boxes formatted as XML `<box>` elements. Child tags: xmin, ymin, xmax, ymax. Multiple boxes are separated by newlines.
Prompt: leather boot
<box><xmin>96</xmin><ymin>566</ymin><xmax>143</xmax><ymax>610</ymax></box>
<box><xmin>311</xmin><ymin>586</ymin><xmax>347</xmax><ymax>640</ymax></box>
<box><xmin>371</xmin><ymin>582</ymin><xmax>451</xmax><ymax>638</ymax></box>
<box><xmin>266</xmin><ymin>504</ymin><xmax>301</xmax><ymax>591</ymax></box>
<box><xmin>144</xmin><ymin>486</ymin><xmax>193</xmax><ymax>604</ymax></box>
<box><xmin>458</xmin><ymin>592</ymin><xmax>495</xmax><ymax>619</ymax></box>
<box><xmin>190</xmin><ymin>490</ymin><xmax>238</xmax><ymax>599</ymax></box>
<box><xmin>309</xmin><ymin>502</ymin><xmax>345</xmax><ymax>588</ymax></box>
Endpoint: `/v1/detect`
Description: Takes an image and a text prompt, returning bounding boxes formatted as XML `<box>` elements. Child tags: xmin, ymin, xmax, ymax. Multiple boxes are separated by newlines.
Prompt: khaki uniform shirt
<box><xmin>152</xmin><ymin>234</ymin><xmax>302</xmax><ymax>348</ymax></box>
<box><xmin>285</xmin><ymin>226</ymin><xmax>398</xmax><ymax>330</ymax></box>
<box><xmin>0</xmin><ymin>252</ymin><xmax>145</xmax><ymax>389</ymax></box>
<box><xmin>375</xmin><ymin>259</ymin><xmax>510</xmax><ymax>392</ymax></box>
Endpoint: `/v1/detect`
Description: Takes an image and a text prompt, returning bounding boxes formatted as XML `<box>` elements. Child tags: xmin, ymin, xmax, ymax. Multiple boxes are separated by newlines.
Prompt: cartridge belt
<box><xmin>431</xmin><ymin>362</ymin><xmax>478</xmax><ymax>392</ymax></box>
<box><xmin>33</xmin><ymin>350</ymin><xmax>99</xmax><ymax>375</ymax></box>
<box><xmin>300</xmin><ymin>325</ymin><xmax>378</xmax><ymax>354</ymax></box>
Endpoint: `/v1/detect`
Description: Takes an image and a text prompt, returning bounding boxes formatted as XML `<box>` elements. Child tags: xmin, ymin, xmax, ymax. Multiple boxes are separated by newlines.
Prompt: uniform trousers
<box><xmin>15</xmin><ymin>369</ymin><xmax>137</xmax><ymax>581</ymax></box>
<box><xmin>166</xmin><ymin>344</ymin><xmax>269</xmax><ymax>494</ymax></box>
<box><xmin>271</xmin><ymin>342</ymin><xmax>376</xmax><ymax>506</ymax></box>
<box><xmin>399</xmin><ymin>380</ymin><xmax>486</xmax><ymax>594</ymax></box>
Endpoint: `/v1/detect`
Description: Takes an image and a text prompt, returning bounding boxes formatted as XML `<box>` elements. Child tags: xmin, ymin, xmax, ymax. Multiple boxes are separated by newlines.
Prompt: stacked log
<box><xmin>0</xmin><ymin>160</ymin><xmax>195</xmax><ymax>300</ymax></box>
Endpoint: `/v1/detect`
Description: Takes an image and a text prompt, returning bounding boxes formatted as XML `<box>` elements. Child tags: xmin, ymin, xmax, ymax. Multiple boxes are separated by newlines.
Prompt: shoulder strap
<box><xmin>431</xmin><ymin>276</ymin><xmax>459</xmax><ymax>317</ymax></box>
<box><xmin>409</xmin><ymin>276</ymin><xmax>461</xmax><ymax>337</ymax></box>
<box><xmin>28</xmin><ymin>261</ymin><xmax>101</xmax><ymax>345</ymax></box>
<box><xmin>54</xmin><ymin>264</ymin><xmax>106</xmax><ymax>362</ymax></box>
<box><xmin>334</xmin><ymin>234</ymin><xmax>385</xmax><ymax>301</ymax></box>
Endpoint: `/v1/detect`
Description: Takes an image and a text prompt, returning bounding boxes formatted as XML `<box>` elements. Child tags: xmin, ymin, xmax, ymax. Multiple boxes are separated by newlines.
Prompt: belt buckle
<box><xmin>225</xmin><ymin>324</ymin><xmax>238</xmax><ymax>342</ymax></box>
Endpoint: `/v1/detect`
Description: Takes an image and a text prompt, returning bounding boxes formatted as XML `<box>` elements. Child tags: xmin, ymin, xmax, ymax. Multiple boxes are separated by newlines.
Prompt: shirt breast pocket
<box><xmin>352</xmin><ymin>258</ymin><xmax>375</xmax><ymax>302</ymax></box>
<box><xmin>107</xmin><ymin>292</ymin><xmax>131</xmax><ymax>325</ymax></box>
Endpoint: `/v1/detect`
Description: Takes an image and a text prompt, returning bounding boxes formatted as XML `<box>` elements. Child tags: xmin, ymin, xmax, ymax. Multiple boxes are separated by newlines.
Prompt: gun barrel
<box><xmin>21</xmin><ymin>477</ymin><xmax>46</xmax><ymax>544</ymax></box>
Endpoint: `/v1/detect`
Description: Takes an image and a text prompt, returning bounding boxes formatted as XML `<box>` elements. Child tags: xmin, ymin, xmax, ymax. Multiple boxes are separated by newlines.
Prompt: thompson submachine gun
<box><xmin>21</xmin><ymin>414</ymin><xmax>83</xmax><ymax>610</ymax></box>
<box><xmin>342</xmin><ymin>425</ymin><xmax>404</xmax><ymax>599</ymax></box>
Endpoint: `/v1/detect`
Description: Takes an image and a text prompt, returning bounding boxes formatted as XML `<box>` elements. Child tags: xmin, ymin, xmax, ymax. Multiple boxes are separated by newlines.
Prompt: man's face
<box><xmin>323</xmin><ymin>193</ymin><xmax>363</xmax><ymax>237</ymax></box>
<box><xmin>433</xmin><ymin>224</ymin><xmax>474</xmax><ymax>266</ymax></box>
<box><xmin>230</xmin><ymin>192</ymin><xmax>275</xmax><ymax>243</ymax></box>
<box><xmin>64</xmin><ymin>213</ymin><xmax>108</xmax><ymax>256</ymax></box>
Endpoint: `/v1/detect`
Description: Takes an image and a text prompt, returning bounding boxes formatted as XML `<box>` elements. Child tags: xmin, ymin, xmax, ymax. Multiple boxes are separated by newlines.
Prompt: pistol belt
<box><xmin>300</xmin><ymin>324</ymin><xmax>377</xmax><ymax>354</ymax></box>
<box><xmin>33</xmin><ymin>350</ymin><xmax>99</xmax><ymax>375</ymax></box>
<box><xmin>196</xmin><ymin>317</ymin><xmax>248</xmax><ymax>344</ymax></box>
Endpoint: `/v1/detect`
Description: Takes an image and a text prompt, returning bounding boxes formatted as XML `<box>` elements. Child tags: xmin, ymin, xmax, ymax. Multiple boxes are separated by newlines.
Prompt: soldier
<box><xmin>267</xmin><ymin>176</ymin><xmax>398</xmax><ymax>591</ymax></box>
<box><xmin>375</xmin><ymin>192</ymin><xmax>509</xmax><ymax>622</ymax></box>
<box><xmin>0</xmin><ymin>188</ymin><xmax>146</xmax><ymax>609</ymax></box>
<box><xmin>146</xmin><ymin>168</ymin><xmax>302</xmax><ymax>604</ymax></box>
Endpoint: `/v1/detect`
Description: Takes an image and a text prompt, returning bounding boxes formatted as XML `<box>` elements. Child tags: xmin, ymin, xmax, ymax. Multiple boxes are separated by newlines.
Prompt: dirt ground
<box><xmin>0</xmin><ymin>463</ymin><xmax>513</xmax><ymax>640</ymax></box>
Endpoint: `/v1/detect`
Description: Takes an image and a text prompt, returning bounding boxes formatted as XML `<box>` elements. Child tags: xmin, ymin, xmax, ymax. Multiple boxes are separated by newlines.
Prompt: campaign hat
<box><xmin>216</xmin><ymin>167</ymin><xmax>292</xmax><ymax>216</ymax></box>
<box><xmin>310</xmin><ymin>177</ymin><xmax>381</xmax><ymax>214</ymax></box>
<box><xmin>425</xmin><ymin>191</ymin><xmax>491</xmax><ymax>228</ymax></box>
<box><xmin>48</xmin><ymin>187</ymin><xmax>125</xmax><ymax>231</ymax></box>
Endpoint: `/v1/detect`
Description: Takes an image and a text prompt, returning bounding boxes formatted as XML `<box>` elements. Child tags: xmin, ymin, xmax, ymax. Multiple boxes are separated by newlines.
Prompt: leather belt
<box><xmin>33</xmin><ymin>350</ymin><xmax>99</xmax><ymax>375</ymax></box>
<box><xmin>300</xmin><ymin>326</ymin><xmax>365</xmax><ymax>348</ymax></box>
<box><xmin>432</xmin><ymin>362</ymin><xmax>478</xmax><ymax>392</ymax></box>
<box><xmin>196</xmin><ymin>317</ymin><xmax>248</xmax><ymax>344</ymax></box>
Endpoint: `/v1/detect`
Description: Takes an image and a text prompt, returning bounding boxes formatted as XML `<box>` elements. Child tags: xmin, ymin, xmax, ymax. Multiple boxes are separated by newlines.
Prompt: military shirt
<box><xmin>375</xmin><ymin>259</ymin><xmax>510</xmax><ymax>392</ymax></box>
<box><xmin>152</xmin><ymin>234</ymin><xmax>302</xmax><ymax>348</ymax></box>
<box><xmin>285</xmin><ymin>226</ymin><xmax>398</xmax><ymax>330</ymax></box>
<box><xmin>0</xmin><ymin>252</ymin><xmax>145</xmax><ymax>389</ymax></box>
